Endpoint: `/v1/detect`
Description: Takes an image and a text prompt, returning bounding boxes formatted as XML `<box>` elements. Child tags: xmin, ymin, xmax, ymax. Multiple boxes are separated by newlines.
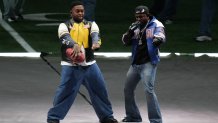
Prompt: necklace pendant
<box><xmin>138</xmin><ymin>39</ymin><xmax>142</xmax><ymax>45</ymax></box>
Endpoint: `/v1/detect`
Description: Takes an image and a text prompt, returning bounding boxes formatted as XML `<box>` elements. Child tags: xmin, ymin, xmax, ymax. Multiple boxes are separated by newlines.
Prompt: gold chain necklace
<box><xmin>138</xmin><ymin>20</ymin><xmax>149</xmax><ymax>45</ymax></box>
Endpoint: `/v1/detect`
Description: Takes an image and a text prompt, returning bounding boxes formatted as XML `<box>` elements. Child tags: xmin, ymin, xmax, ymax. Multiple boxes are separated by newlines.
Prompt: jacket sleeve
<box><xmin>58</xmin><ymin>23</ymin><xmax>77</xmax><ymax>48</ymax></box>
<box><xmin>153</xmin><ymin>20</ymin><xmax>166</xmax><ymax>43</ymax></box>
<box><xmin>90</xmin><ymin>22</ymin><xmax>101</xmax><ymax>45</ymax></box>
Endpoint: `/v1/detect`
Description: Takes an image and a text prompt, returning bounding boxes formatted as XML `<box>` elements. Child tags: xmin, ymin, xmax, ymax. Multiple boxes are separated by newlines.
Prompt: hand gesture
<box><xmin>152</xmin><ymin>37</ymin><xmax>162</xmax><ymax>47</ymax></box>
<box><xmin>72</xmin><ymin>43</ymin><xmax>81</xmax><ymax>57</ymax></box>
<box><xmin>92</xmin><ymin>43</ymin><xmax>100</xmax><ymax>50</ymax></box>
<box><xmin>128</xmin><ymin>21</ymin><xmax>140</xmax><ymax>33</ymax></box>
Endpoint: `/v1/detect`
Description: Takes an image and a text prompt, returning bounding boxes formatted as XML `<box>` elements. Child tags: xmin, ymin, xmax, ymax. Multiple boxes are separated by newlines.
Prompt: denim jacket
<box><xmin>122</xmin><ymin>16</ymin><xmax>166</xmax><ymax>65</ymax></box>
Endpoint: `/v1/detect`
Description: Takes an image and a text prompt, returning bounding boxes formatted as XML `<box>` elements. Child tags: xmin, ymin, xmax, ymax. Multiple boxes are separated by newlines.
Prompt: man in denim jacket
<box><xmin>121</xmin><ymin>5</ymin><xmax>166</xmax><ymax>123</ymax></box>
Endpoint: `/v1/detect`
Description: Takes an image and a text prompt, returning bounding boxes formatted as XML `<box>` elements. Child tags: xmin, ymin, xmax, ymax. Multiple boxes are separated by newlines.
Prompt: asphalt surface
<box><xmin>0</xmin><ymin>56</ymin><xmax>218</xmax><ymax>123</ymax></box>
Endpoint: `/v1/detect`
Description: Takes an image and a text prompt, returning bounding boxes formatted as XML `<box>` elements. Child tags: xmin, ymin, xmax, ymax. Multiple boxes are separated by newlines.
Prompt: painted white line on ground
<box><xmin>0</xmin><ymin>11</ymin><xmax>36</xmax><ymax>52</ymax></box>
<box><xmin>0</xmin><ymin>52</ymin><xmax>40</xmax><ymax>57</ymax></box>
<box><xmin>23</xmin><ymin>13</ymin><xmax>67</xmax><ymax>21</ymax></box>
<box><xmin>94</xmin><ymin>52</ymin><xmax>131</xmax><ymax>58</ymax></box>
<box><xmin>36</xmin><ymin>23</ymin><xmax>60</xmax><ymax>26</ymax></box>
<box><xmin>94</xmin><ymin>52</ymin><xmax>171</xmax><ymax>58</ymax></box>
<box><xmin>1</xmin><ymin>52</ymin><xmax>218</xmax><ymax>58</ymax></box>
<box><xmin>194</xmin><ymin>53</ymin><xmax>218</xmax><ymax>57</ymax></box>
<box><xmin>175</xmin><ymin>53</ymin><xmax>218</xmax><ymax>57</ymax></box>
<box><xmin>95</xmin><ymin>52</ymin><xmax>218</xmax><ymax>58</ymax></box>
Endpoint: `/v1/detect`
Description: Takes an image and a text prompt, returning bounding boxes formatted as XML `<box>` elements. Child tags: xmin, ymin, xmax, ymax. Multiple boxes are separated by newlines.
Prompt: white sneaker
<box><xmin>5</xmin><ymin>17</ymin><xmax>17</xmax><ymax>22</ymax></box>
<box><xmin>165</xmin><ymin>19</ymin><xmax>173</xmax><ymax>25</ymax></box>
<box><xmin>7</xmin><ymin>18</ymin><xmax>15</xmax><ymax>22</ymax></box>
<box><xmin>195</xmin><ymin>36</ymin><xmax>212</xmax><ymax>42</ymax></box>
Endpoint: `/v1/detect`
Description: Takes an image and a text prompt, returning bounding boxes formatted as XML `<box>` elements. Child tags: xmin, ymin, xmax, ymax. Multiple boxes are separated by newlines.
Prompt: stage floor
<box><xmin>0</xmin><ymin>56</ymin><xmax>218</xmax><ymax>123</ymax></box>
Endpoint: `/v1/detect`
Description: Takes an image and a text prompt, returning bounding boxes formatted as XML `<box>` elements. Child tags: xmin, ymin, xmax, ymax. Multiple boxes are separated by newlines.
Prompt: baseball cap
<box><xmin>135</xmin><ymin>5</ymin><xmax>149</xmax><ymax>14</ymax></box>
<box><xmin>70</xmin><ymin>1</ymin><xmax>84</xmax><ymax>9</ymax></box>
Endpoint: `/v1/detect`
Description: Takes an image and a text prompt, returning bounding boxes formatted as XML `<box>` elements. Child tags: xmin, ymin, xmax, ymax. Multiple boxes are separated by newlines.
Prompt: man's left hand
<box><xmin>152</xmin><ymin>37</ymin><xmax>162</xmax><ymax>47</ymax></box>
<box><xmin>92</xmin><ymin>43</ymin><xmax>100</xmax><ymax>50</ymax></box>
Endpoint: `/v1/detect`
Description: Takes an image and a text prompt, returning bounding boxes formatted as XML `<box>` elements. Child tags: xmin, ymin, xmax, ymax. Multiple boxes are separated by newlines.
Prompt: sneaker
<box><xmin>195</xmin><ymin>36</ymin><xmax>212</xmax><ymax>42</ymax></box>
<box><xmin>101</xmin><ymin>118</ymin><xmax>118</xmax><ymax>123</ymax></box>
<box><xmin>121</xmin><ymin>117</ymin><xmax>142</xmax><ymax>122</ymax></box>
<box><xmin>16</xmin><ymin>14</ymin><xmax>24</xmax><ymax>20</ymax></box>
<box><xmin>47</xmin><ymin>119</ymin><xmax>59</xmax><ymax>123</ymax></box>
<box><xmin>165</xmin><ymin>19</ymin><xmax>173</xmax><ymax>25</ymax></box>
<box><xmin>4</xmin><ymin>17</ymin><xmax>17</xmax><ymax>22</ymax></box>
<box><xmin>7</xmin><ymin>18</ymin><xmax>16</xmax><ymax>22</ymax></box>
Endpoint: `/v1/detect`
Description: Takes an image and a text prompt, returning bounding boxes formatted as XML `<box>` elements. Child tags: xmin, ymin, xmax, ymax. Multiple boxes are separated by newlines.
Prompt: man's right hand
<box><xmin>128</xmin><ymin>21</ymin><xmax>140</xmax><ymax>33</ymax></box>
<box><xmin>72</xmin><ymin>43</ymin><xmax>81</xmax><ymax>57</ymax></box>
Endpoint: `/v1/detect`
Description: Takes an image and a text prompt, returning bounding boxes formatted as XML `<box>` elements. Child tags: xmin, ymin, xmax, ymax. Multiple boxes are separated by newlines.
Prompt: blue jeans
<box><xmin>2</xmin><ymin>0</ymin><xmax>25</xmax><ymax>19</ymax></box>
<box><xmin>124</xmin><ymin>62</ymin><xmax>162</xmax><ymax>123</ymax></box>
<box><xmin>47</xmin><ymin>63</ymin><xmax>114</xmax><ymax>122</ymax></box>
<box><xmin>158</xmin><ymin>0</ymin><xmax>179</xmax><ymax>21</ymax></box>
<box><xmin>199</xmin><ymin>0</ymin><xmax>216</xmax><ymax>36</ymax></box>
